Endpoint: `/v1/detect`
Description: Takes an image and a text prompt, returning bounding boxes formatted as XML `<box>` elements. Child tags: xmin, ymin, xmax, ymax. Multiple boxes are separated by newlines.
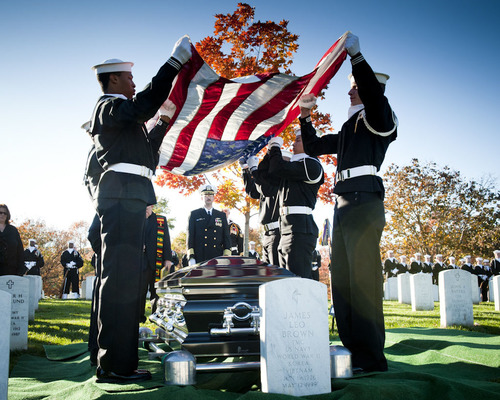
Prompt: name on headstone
<box><xmin>0</xmin><ymin>275</ymin><xmax>29</xmax><ymax>350</ymax></box>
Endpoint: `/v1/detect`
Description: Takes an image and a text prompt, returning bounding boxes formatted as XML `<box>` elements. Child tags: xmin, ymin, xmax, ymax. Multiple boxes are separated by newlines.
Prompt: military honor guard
<box><xmin>479</xmin><ymin>259</ymin><xmax>493</xmax><ymax>302</ymax></box>
<box><xmin>87</xmin><ymin>36</ymin><xmax>192</xmax><ymax>383</ymax></box>
<box><xmin>422</xmin><ymin>254</ymin><xmax>433</xmax><ymax>274</ymax></box>
<box><xmin>242</xmin><ymin>154</ymin><xmax>281</xmax><ymax>266</ymax></box>
<box><xmin>448</xmin><ymin>256</ymin><xmax>459</xmax><ymax>269</ymax></box>
<box><xmin>224</xmin><ymin>209</ymin><xmax>244</xmax><ymax>255</ymax></box>
<box><xmin>300</xmin><ymin>33</ymin><xmax>397</xmax><ymax>372</ymax></box>
<box><xmin>187</xmin><ymin>184</ymin><xmax>231</xmax><ymax>265</ymax></box>
<box><xmin>461</xmin><ymin>255</ymin><xmax>475</xmax><ymax>274</ymax></box>
<box><xmin>23</xmin><ymin>238</ymin><xmax>44</xmax><ymax>276</ymax></box>
<box><xmin>383</xmin><ymin>250</ymin><xmax>399</xmax><ymax>279</ymax></box>
<box><xmin>60</xmin><ymin>240</ymin><xmax>84</xmax><ymax>299</ymax></box>
<box><xmin>491</xmin><ymin>250</ymin><xmax>500</xmax><ymax>276</ymax></box>
<box><xmin>398</xmin><ymin>256</ymin><xmax>409</xmax><ymax>274</ymax></box>
<box><xmin>247</xmin><ymin>241</ymin><xmax>260</xmax><ymax>260</ymax></box>
<box><xmin>409</xmin><ymin>252</ymin><xmax>423</xmax><ymax>274</ymax></box>
<box><xmin>263</xmin><ymin>128</ymin><xmax>324</xmax><ymax>279</ymax></box>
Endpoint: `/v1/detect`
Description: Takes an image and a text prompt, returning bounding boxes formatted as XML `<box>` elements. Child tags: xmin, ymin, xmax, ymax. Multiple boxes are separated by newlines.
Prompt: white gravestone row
<box><xmin>384</xmin><ymin>277</ymin><xmax>398</xmax><ymax>301</ymax></box>
<box><xmin>259</xmin><ymin>278</ymin><xmax>331</xmax><ymax>397</ymax></box>
<box><xmin>397</xmin><ymin>273</ymin><xmax>411</xmax><ymax>305</ymax></box>
<box><xmin>439</xmin><ymin>269</ymin><xmax>474</xmax><ymax>327</ymax></box>
<box><xmin>410</xmin><ymin>273</ymin><xmax>434</xmax><ymax>311</ymax></box>
<box><xmin>0</xmin><ymin>290</ymin><xmax>11</xmax><ymax>400</ymax></box>
<box><xmin>0</xmin><ymin>275</ymin><xmax>29</xmax><ymax>350</ymax></box>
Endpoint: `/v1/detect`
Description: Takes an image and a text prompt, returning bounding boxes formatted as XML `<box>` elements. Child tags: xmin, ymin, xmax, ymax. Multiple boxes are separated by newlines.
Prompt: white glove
<box><xmin>391</xmin><ymin>268</ymin><xmax>398</xmax><ymax>275</ymax></box>
<box><xmin>299</xmin><ymin>94</ymin><xmax>317</xmax><ymax>109</ymax></box>
<box><xmin>238</xmin><ymin>157</ymin><xmax>248</xmax><ymax>169</ymax></box>
<box><xmin>345</xmin><ymin>33</ymin><xmax>360</xmax><ymax>57</ymax></box>
<box><xmin>188</xmin><ymin>258</ymin><xmax>196</xmax><ymax>266</ymax></box>
<box><xmin>247</xmin><ymin>156</ymin><xmax>259</xmax><ymax>172</ymax></box>
<box><xmin>159</xmin><ymin>99</ymin><xmax>176</xmax><ymax>119</ymax></box>
<box><xmin>25</xmin><ymin>261</ymin><xmax>35</xmax><ymax>270</ymax></box>
<box><xmin>268</xmin><ymin>136</ymin><xmax>283</xmax><ymax>148</ymax></box>
<box><xmin>171</xmin><ymin>35</ymin><xmax>192</xmax><ymax>65</ymax></box>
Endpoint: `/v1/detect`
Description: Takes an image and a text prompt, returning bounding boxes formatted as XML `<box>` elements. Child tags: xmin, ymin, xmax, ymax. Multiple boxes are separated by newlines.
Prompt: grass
<box><xmin>10</xmin><ymin>298</ymin><xmax>500</xmax><ymax>372</ymax></box>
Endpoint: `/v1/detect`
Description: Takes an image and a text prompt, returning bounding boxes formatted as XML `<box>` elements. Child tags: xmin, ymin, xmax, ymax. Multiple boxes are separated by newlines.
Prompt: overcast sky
<box><xmin>1</xmin><ymin>0</ymin><xmax>499</xmax><ymax>238</ymax></box>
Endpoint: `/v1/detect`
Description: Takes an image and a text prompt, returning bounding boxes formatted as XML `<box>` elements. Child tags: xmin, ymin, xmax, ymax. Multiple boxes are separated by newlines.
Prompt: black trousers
<box><xmin>331</xmin><ymin>191</ymin><xmax>387</xmax><ymax>372</ymax></box>
<box><xmin>96</xmin><ymin>197</ymin><xmax>146</xmax><ymax>374</ymax></box>
<box><xmin>63</xmin><ymin>269</ymin><xmax>79</xmax><ymax>294</ymax></box>
<box><xmin>88</xmin><ymin>254</ymin><xmax>101</xmax><ymax>362</ymax></box>
<box><xmin>278</xmin><ymin>231</ymin><xmax>315</xmax><ymax>279</ymax></box>
<box><xmin>140</xmin><ymin>265</ymin><xmax>159</xmax><ymax>322</ymax></box>
<box><xmin>261</xmin><ymin>229</ymin><xmax>280</xmax><ymax>266</ymax></box>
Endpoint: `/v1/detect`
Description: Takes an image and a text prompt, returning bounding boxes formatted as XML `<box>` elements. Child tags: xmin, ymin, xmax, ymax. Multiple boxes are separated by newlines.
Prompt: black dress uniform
<box><xmin>89</xmin><ymin>57</ymin><xmax>182</xmax><ymax>376</ymax></box>
<box><xmin>409</xmin><ymin>260</ymin><xmax>423</xmax><ymax>274</ymax></box>
<box><xmin>431</xmin><ymin>262</ymin><xmax>446</xmax><ymax>285</ymax></box>
<box><xmin>265</xmin><ymin>147</ymin><xmax>324</xmax><ymax>279</ymax></box>
<box><xmin>461</xmin><ymin>261</ymin><xmax>475</xmax><ymax>274</ymax></box>
<box><xmin>383</xmin><ymin>256</ymin><xmax>399</xmax><ymax>279</ymax></box>
<box><xmin>243</xmin><ymin>154</ymin><xmax>281</xmax><ymax>265</ymax></box>
<box><xmin>187</xmin><ymin>208</ymin><xmax>231</xmax><ymax>263</ymax></box>
<box><xmin>60</xmin><ymin>246</ymin><xmax>84</xmax><ymax>295</ymax></box>
<box><xmin>311</xmin><ymin>249</ymin><xmax>322</xmax><ymax>281</ymax></box>
<box><xmin>228</xmin><ymin>219</ymin><xmax>244</xmax><ymax>255</ymax></box>
<box><xmin>24</xmin><ymin>245</ymin><xmax>44</xmax><ymax>276</ymax></box>
<box><xmin>492</xmin><ymin>257</ymin><xmax>500</xmax><ymax>276</ymax></box>
<box><xmin>140</xmin><ymin>212</ymin><xmax>172</xmax><ymax>319</ymax></box>
<box><xmin>301</xmin><ymin>53</ymin><xmax>397</xmax><ymax>372</ymax></box>
<box><xmin>87</xmin><ymin>214</ymin><xmax>101</xmax><ymax>365</ymax></box>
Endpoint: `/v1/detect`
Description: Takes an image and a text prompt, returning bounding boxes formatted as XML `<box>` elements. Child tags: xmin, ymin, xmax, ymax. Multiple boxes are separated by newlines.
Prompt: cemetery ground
<box><xmin>10</xmin><ymin>299</ymin><xmax>500</xmax><ymax>371</ymax></box>
<box><xmin>7</xmin><ymin>298</ymin><xmax>500</xmax><ymax>399</ymax></box>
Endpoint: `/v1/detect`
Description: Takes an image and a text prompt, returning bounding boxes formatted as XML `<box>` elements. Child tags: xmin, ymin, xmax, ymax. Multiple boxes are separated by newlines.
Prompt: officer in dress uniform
<box><xmin>187</xmin><ymin>184</ymin><xmax>231</xmax><ymax>265</ymax></box>
<box><xmin>60</xmin><ymin>241</ymin><xmax>84</xmax><ymax>299</ymax></box>
<box><xmin>409</xmin><ymin>253</ymin><xmax>423</xmax><ymax>274</ymax></box>
<box><xmin>300</xmin><ymin>33</ymin><xmax>397</xmax><ymax>373</ymax></box>
<box><xmin>491</xmin><ymin>250</ymin><xmax>500</xmax><ymax>276</ymax></box>
<box><xmin>261</xmin><ymin>130</ymin><xmax>324</xmax><ymax>279</ymax></box>
<box><xmin>24</xmin><ymin>239</ymin><xmax>44</xmax><ymax>276</ymax></box>
<box><xmin>140</xmin><ymin>205</ymin><xmax>172</xmax><ymax>321</ymax></box>
<box><xmin>383</xmin><ymin>250</ymin><xmax>398</xmax><ymax>279</ymax></box>
<box><xmin>88</xmin><ymin>36</ymin><xmax>192</xmax><ymax>383</ymax></box>
<box><xmin>241</xmin><ymin>153</ymin><xmax>282</xmax><ymax>266</ymax></box>
<box><xmin>223</xmin><ymin>209</ymin><xmax>244</xmax><ymax>255</ymax></box>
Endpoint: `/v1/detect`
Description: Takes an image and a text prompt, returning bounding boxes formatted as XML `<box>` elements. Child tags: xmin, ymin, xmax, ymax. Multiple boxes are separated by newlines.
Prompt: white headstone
<box><xmin>384</xmin><ymin>277</ymin><xmax>398</xmax><ymax>301</ymax></box>
<box><xmin>0</xmin><ymin>291</ymin><xmax>11</xmax><ymax>400</ymax></box>
<box><xmin>433</xmin><ymin>284</ymin><xmax>439</xmax><ymax>302</ymax></box>
<box><xmin>439</xmin><ymin>269</ymin><xmax>473</xmax><ymax>327</ymax></box>
<box><xmin>85</xmin><ymin>276</ymin><xmax>96</xmax><ymax>300</ymax></box>
<box><xmin>490</xmin><ymin>278</ymin><xmax>495</xmax><ymax>303</ymax></box>
<box><xmin>34</xmin><ymin>275</ymin><xmax>43</xmax><ymax>305</ymax></box>
<box><xmin>493</xmin><ymin>276</ymin><xmax>500</xmax><ymax>312</ymax></box>
<box><xmin>260</xmin><ymin>278</ymin><xmax>331</xmax><ymax>396</ymax></box>
<box><xmin>0</xmin><ymin>275</ymin><xmax>29</xmax><ymax>350</ymax></box>
<box><xmin>410</xmin><ymin>273</ymin><xmax>434</xmax><ymax>311</ymax></box>
<box><xmin>397</xmin><ymin>273</ymin><xmax>411</xmax><ymax>304</ymax></box>
<box><xmin>25</xmin><ymin>275</ymin><xmax>38</xmax><ymax>320</ymax></box>
<box><xmin>470</xmin><ymin>274</ymin><xmax>480</xmax><ymax>304</ymax></box>
<box><xmin>81</xmin><ymin>279</ymin><xmax>86</xmax><ymax>299</ymax></box>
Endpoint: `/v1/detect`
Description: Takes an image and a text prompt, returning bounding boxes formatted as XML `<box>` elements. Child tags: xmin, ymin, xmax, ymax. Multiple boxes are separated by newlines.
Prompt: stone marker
<box><xmin>85</xmin><ymin>276</ymin><xmax>96</xmax><ymax>300</ymax></box>
<box><xmin>397</xmin><ymin>273</ymin><xmax>411</xmax><ymax>304</ymax></box>
<box><xmin>260</xmin><ymin>277</ymin><xmax>331</xmax><ymax>396</ymax></box>
<box><xmin>410</xmin><ymin>273</ymin><xmax>434</xmax><ymax>311</ymax></box>
<box><xmin>433</xmin><ymin>284</ymin><xmax>439</xmax><ymax>302</ymax></box>
<box><xmin>490</xmin><ymin>279</ymin><xmax>495</xmax><ymax>303</ymax></box>
<box><xmin>384</xmin><ymin>277</ymin><xmax>398</xmax><ymax>301</ymax></box>
<box><xmin>439</xmin><ymin>269</ymin><xmax>473</xmax><ymax>327</ymax></box>
<box><xmin>493</xmin><ymin>276</ymin><xmax>500</xmax><ymax>311</ymax></box>
<box><xmin>470</xmin><ymin>274</ymin><xmax>480</xmax><ymax>304</ymax></box>
<box><xmin>0</xmin><ymin>290</ymin><xmax>11</xmax><ymax>400</ymax></box>
<box><xmin>34</xmin><ymin>275</ymin><xmax>43</xmax><ymax>305</ymax></box>
<box><xmin>0</xmin><ymin>275</ymin><xmax>29</xmax><ymax>350</ymax></box>
<box><xmin>25</xmin><ymin>275</ymin><xmax>38</xmax><ymax>320</ymax></box>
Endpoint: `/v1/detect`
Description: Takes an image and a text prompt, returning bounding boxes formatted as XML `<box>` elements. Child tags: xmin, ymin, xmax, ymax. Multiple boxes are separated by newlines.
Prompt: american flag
<box><xmin>157</xmin><ymin>31</ymin><xmax>348</xmax><ymax>176</ymax></box>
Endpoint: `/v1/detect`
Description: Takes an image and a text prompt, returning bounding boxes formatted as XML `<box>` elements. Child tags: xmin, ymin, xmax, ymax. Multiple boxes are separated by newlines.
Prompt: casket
<box><xmin>150</xmin><ymin>256</ymin><xmax>295</xmax><ymax>358</ymax></box>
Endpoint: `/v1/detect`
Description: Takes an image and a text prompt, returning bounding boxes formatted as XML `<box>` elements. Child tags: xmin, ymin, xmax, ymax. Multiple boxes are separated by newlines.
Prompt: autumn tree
<box><xmin>382</xmin><ymin>159</ymin><xmax>500</xmax><ymax>260</ymax></box>
<box><xmin>156</xmin><ymin>3</ymin><xmax>337</xmax><ymax>252</ymax></box>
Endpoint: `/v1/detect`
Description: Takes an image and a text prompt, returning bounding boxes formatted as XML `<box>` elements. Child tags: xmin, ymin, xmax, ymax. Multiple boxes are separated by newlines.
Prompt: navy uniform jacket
<box><xmin>60</xmin><ymin>250</ymin><xmax>84</xmax><ymax>271</ymax></box>
<box><xmin>187</xmin><ymin>208</ymin><xmax>231</xmax><ymax>263</ymax></box>
<box><xmin>301</xmin><ymin>56</ymin><xmax>397</xmax><ymax>197</ymax></box>
<box><xmin>266</xmin><ymin>148</ymin><xmax>324</xmax><ymax>236</ymax></box>
<box><xmin>383</xmin><ymin>258</ymin><xmax>398</xmax><ymax>278</ymax></box>
<box><xmin>491</xmin><ymin>259</ymin><xmax>500</xmax><ymax>276</ymax></box>
<box><xmin>461</xmin><ymin>263</ymin><xmax>475</xmax><ymax>274</ymax></box>
<box><xmin>410</xmin><ymin>261</ymin><xmax>423</xmax><ymax>274</ymax></box>
<box><xmin>24</xmin><ymin>248</ymin><xmax>44</xmax><ymax>276</ymax></box>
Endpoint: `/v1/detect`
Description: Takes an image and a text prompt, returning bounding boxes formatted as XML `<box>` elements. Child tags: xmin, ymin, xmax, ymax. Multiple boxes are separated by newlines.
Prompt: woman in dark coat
<box><xmin>0</xmin><ymin>204</ymin><xmax>24</xmax><ymax>276</ymax></box>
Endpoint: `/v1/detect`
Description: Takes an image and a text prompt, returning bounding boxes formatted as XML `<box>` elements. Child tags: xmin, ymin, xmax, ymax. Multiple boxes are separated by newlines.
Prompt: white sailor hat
<box><xmin>29</xmin><ymin>238</ymin><xmax>36</xmax><ymax>243</ymax></box>
<box><xmin>414</xmin><ymin>252</ymin><xmax>422</xmax><ymax>256</ymax></box>
<box><xmin>476</xmin><ymin>257</ymin><xmax>483</xmax><ymax>262</ymax></box>
<box><xmin>436</xmin><ymin>254</ymin><xmax>443</xmax><ymax>258</ymax></box>
<box><xmin>68</xmin><ymin>240</ymin><xmax>75</xmax><ymax>245</ymax></box>
<box><xmin>494</xmin><ymin>250</ymin><xmax>500</xmax><ymax>255</ymax></box>
<box><xmin>92</xmin><ymin>59</ymin><xmax>134</xmax><ymax>74</ymax></box>
<box><xmin>249</xmin><ymin>241</ymin><xmax>255</xmax><ymax>245</ymax></box>
<box><xmin>464</xmin><ymin>255</ymin><xmax>471</xmax><ymax>259</ymax></box>
<box><xmin>424</xmin><ymin>254</ymin><xmax>431</xmax><ymax>259</ymax></box>
<box><xmin>200</xmin><ymin>184</ymin><xmax>216</xmax><ymax>195</ymax></box>
<box><xmin>81</xmin><ymin>121</ymin><xmax>91</xmax><ymax>133</ymax></box>
<box><xmin>294</xmin><ymin>128</ymin><xmax>302</xmax><ymax>137</ymax></box>
<box><xmin>449</xmin><ymin>256</ymin><xmax>456</xmax><ymax>260</ymax></box>
<box><xmin>348</xmin><ymin>72</ymin><xmax>390</xmax><ymax>85</ymax></box>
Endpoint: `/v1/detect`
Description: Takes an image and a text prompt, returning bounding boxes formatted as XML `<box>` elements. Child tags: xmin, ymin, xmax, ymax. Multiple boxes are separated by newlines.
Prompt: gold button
<box><xmin>205</xmin><ymin>244</ymin><xmax>207</xmax><ymax>247</ymax></box>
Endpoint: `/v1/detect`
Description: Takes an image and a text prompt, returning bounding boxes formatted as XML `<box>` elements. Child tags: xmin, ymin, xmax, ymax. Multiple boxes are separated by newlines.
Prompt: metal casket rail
<box><xmin>150</xmin><ymin>256</ymin><xmax>295</xmax><ymax>358</ymax></box>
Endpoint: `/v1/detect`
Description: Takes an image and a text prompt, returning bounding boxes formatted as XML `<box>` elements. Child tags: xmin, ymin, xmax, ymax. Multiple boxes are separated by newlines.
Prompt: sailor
<box><xmin>398</xmin><ymin>255</ymin><xmax>409</xmax><ymax>274</ymax></box>
<box><xmin>447</xmin><ymin>256</ymin><xmax>459</xmax><ymax>269</ymax></box>
<box><xmin>89</xmin><ymin>36</ymin><xmax>192</xmax><ymax>383</ymax></box>
<box><xmin>23</xmin><ymin>239</ymin><xmax>44</xmax><ymax>276</ymax></box>
<box><xmin>479</xmin><ymin>259</ymin><xmax>492</xmax><ymax>301</ymax></box>
<box><xmin>187</xmin><ymin>184</ymin><xmax>231</xmax><ymax>265</ymax></box>
<box><xmin>409</xmin><ymin>252</ymin><xmax>423</xmax><ymax>274</ymax></box>
<box><xmin>264</xmin><ymin>129</ymin><xmax>324</xmax><ymax>279</ymax></box>
<box><xmin>431</xmin><ymin>254</ymin><xmax>446</xmax><ymax>284</ymax></box>
<box><xmin>299</xmin><ymin>32</ymin><xmax>397</xmax><ymax>372</ymax></box>
<box><xmin>491</xmin><ymin>250</ymin><xmax>500</xmax><ymax>276</ymax></box>
<box><xmin>383</xmin><ymin>250</ymin><xmax>398</xmax><ymax>279</ymax></box>
<box><xmin>223</xmin><ymin>209</ymin><xmax>244</xmax><ymax>255</ymax></box>
<box><xmin>241</xmin><ymin>153</ymin><xmax>282</xmax><ymax>266</ymax></box>
<box><xmin>311</xmin><ymin>247</ymin><xmax>322</xmax><ymax>281</ymax></box>
<box><xmin>461</xmin><ymin>255</ymin><xmax>475</xmax><ymax>274</ymax></box>
<box><xmin>422</xmin><ymin>254</ymin><xmax>433</xmax><ymax>274</ymax></box>
<box><xmin>60</xmin><ymin>240</ymin><xmax>84</xmax><ymax>299</ymax></box>
<box><xmin>247</xmin><ymin>241</ymin><xmax>260</xmax><ymax>260</ymax></box>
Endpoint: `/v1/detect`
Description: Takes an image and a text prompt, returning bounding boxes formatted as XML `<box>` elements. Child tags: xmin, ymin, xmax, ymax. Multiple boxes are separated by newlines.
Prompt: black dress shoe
<box><xmin>96</xmin><ymin>367</ymin><xmax>152</xmax><ymax>383</ymax></box>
